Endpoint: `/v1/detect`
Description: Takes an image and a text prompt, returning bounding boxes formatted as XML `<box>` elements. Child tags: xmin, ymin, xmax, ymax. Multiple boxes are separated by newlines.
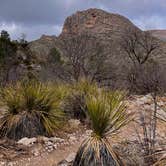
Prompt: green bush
<box><xmin>64</xmin><ymin>78</ymin><xmax>99</xmax><ymax>121</ymax></box>
<box><xmin>73</xmin><ymin>90</ymin><xmax>132</xmax><ymax>166</ymax></box>
<box><xmin>0</xmin><ymin>81</ymin><xmax>65</xmax><ymax>140</ymax></box>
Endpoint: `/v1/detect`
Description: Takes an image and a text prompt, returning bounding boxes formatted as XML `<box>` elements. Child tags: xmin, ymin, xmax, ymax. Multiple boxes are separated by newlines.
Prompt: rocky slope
<box><xmin>29</xmin><ymin>8</ymin><xmax>141</xmax><ymax>62</ymax></box>
<box><xmin>27</xmin><ymin>8</ymin><xmax>166</xmax><ymax>81</ymax></box>
<box><xmin>29</xmin><ymin>35</ymin><xmax>59</xmax><ymax>63</ymax></box>
<box><xmin>60</xmin><ymin>8</ymin><xmax>140</xmax><ymax>38</ymax></box>
<box><xmin>148</xmin><ymin>30</ymin><xmax>166</xmax><ymax>41</ymax></box>
<box><xmin>0</xmin><ymin>95</ymin><xmax>165</xmax><ymax>166</ymax></box>
<box><xmin>27</xmin><ymin>9</ymin><xmax>141</xmax><ymax>81</ymax></box>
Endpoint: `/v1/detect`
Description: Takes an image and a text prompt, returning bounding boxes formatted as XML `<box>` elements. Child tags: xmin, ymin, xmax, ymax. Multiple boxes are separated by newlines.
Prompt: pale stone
<box><xmin>17</xmin><ymin>137</ymin><xmax>37</xmax><ymax>146</ymax></box>
<box><xmin>65</xmin><ymin>153</ymin><xmax>76</xmax><ymax>163</ymax></box>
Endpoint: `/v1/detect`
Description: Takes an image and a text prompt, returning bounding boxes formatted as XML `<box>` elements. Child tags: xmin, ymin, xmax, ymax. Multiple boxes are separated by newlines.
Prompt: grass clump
<box><xmin>0</xmin><ymin>81</ymin><xmax>65</xmax><ymax>140</ymax></box>
<box><xmin>64</xmin><ymin>78</ymin><xmax>99</xmax><ymax>122</ymax></box>
<box><xmin>73</xmin><ymin>90</ymin><xmax>132</xmax><ymax>166</ymax></box>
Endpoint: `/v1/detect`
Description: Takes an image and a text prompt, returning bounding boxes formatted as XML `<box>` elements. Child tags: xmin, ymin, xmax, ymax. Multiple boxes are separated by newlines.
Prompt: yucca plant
<box><xmin>73</xmin><ymin>78</ymin><xmax>99</xmax><ymax>96</ymax></box>
<box><xmin>0</xmin><ymin>81</ymin><xmax>65</xmax><ymax>140</ymax></box>
<box><xmin>153</xmin><ymin>155</ymin><xmax>166</xmax><ymax>166</ymax></box>
<box><xmin>73</xmin><ymin>90</ymin><xmax>132</xmax><ymax>166</ymax></box>
<box><xmin>64</xmin><ymin>78</ymin><xmax>99</xmax><ymax>121</ymax></box>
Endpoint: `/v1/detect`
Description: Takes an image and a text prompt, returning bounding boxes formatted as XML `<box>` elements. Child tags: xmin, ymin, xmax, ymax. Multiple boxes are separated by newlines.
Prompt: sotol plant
<box><xmin>64</xmin><ymin>78</ymin><xmax>99</xmax><ymax>121</ymax></box>
<box><xmin>0</xmin><ymin>81</ymin><xmax>66</xmax><ymax>140</ymax></box>
<box><xmin>73</xmin><ymin>90</ymin><xmax>132</xmax><ymax>166</ymax></box>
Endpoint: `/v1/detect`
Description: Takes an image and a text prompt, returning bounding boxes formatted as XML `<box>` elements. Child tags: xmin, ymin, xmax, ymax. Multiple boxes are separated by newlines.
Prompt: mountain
<box><xmin>148</xmin><ymin>30</ymin><xmax>166</xmax><ymax>41</ymax></box>
<box><xmin>29</xmin><ymin>35</ymin><xmax>59</xmax><ymax>63</ymax></box>
<box><xmin>30</xmin><ymin>9</ymin><xmax>141</xmax><ymax>65</ymax></box>
<box><xmin>26</xmin><ymin>8</ymin><xmax>166</xmax><ymax>83</ymax></box>
<box><xmin>60</xmin><ymin>8</ymin><xmax>140</xmax><ymax>38</ymax></box>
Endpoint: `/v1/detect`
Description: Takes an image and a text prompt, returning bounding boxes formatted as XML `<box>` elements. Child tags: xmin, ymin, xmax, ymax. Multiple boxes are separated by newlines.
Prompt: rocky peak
<box><xmin>60</xmin><ymin>8</ymin><xmax>139</xmax><ymax>38</ymax></box>
<box><xmin>40</xmin><ymin>34</ymin><xmax>57</xmax><ymax>41</ymax></box>
<box><xmin>28</xmin><ymin>35</ymin><xmax>59</xmax><ymax>62</ymax></box>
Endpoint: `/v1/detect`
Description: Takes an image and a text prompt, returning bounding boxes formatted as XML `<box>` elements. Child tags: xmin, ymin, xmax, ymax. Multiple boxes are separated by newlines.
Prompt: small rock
<box><xmin>48</xmin><ymin>145</ymin><xmax>53</xmax><ymax>150</ymax></box>
<box><xmin>49</xmin><ymin>137</ymin><xmax>64</xmax><ymax>143</ymax></box>
<box><xmin>64</xmin><ymin>142</ymin><xmax>69</xmax><ymax>146</ymax></box>
<box><xmin>33</xmin><ymin>152</ymin><xmax>39</xmax><ymax>156</ymax></box>
<box><xmin>7</xmin><ymin>162</ymin><xmax>13</xmax><ymax>166</ymax></box>
<box><xmin>69</xmin><ymin>136</ymin><xmax>77</xmax><ymax>142</ymax></box>
<box><xmin>40</xmin><ymin>136</ymin><xmax>49</xmax><ymax>142</ymax></box>
<box><xmin>17</xmin><ymin>137</ymin><xmax>37</xmax><ymax>146</ymax></box>
<box><xmin>0</xmin><ymin>162</ymin><xmax>6</xmax><ymax>166</ymax></box>
<box><xmin>66</xmin><ymin>153</ymin><xmax>76</xmax><ymax>163</ymax></box>
<box><xmin>57</xmin><ymin>160</ymin><xmax>68</xmax><ymax>166</ymax></box>
<box><xmin>86</xmin><ymin>130</ymin><xmax>92</xmax><ymax>135</ymax></box>
<box><xmin>46</xmin><ymin>141</ymin><xmax>53</xmax><ymax>146</ymax></box>
<box><xmin>53</xmin><ymin>144</ymin><xmax>57</xmax><ymax>149</ymax></box>
<box><xmin>32</xmin><ymin>149</ymin><xmax>40</xmax><ymax>156</ymax></box>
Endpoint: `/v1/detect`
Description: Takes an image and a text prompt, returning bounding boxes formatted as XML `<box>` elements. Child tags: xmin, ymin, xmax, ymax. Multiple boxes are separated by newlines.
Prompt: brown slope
<box><xmin>28</xmin><ymin>8</ymin><xmax>142</xmax><ymax>76</ymax></box>
<box><xmin>29</xmin><ymin>8</ymin><xmax>141</xmax><ymax>62</ymax></box>
<box><xmin>148</xmin><ymin>30</ymin><xmax>166</xmax><ymax>41</ymax></box>
<box><xmin>60</xmin><ymin>8</ymin><xmax>140</xmax><ymax>39</ymax></box>
<box><xmin>28</xmin><ymin>8</ymin><xmax>166</xmax><ymax>81</ymax></box>
<box><xmin>28</xmin><ymin>35</ymin><xmax>59</xmax><ymax>62</ymax></box>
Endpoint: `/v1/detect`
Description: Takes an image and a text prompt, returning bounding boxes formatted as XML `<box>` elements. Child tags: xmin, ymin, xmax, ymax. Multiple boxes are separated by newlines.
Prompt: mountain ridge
<box><xmin>27</xmin><ymin>8</ymin><xmax>166</xmax><ymax>81</ymax></box>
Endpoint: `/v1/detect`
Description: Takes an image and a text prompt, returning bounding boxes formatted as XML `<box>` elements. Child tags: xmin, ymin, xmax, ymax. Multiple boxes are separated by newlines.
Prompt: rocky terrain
<box><xmin>29</xmin><ymin>35</ymin><xmax>58</xmax><ymax>63</ymax></box>
<box><xmin>1</xmin><ymin>8</ymin><xmax>166</xmax><ymax>83</ymax></box>
<box><xmin>148</xmin><ymin>30</ymin><xmax>166</xmax><ymax>41</ymax></box>
<box><xmin>0</xmin><ymin>8</ymin><xmax>166</xmax><ymax>166</ymax></box>
<box><xmin>25</xmin><ymin>8</ymin><xmax>166</xmax><ymax>83</ymax></box>
<box><xmin>60</xmin><ymin>8</ymin><xmax>139</xmax><ymax>38</ymax></box>
<box><xmin>29</xmin><ymin>8</ymin><xmax>141</xmax><ymax>63</ymax></box>
<box><xmin>28</xmin><ymin>8</ymin><xmax>166</xmax><ymax>62</ymax></box>
<box><xmin>0</xmin><ymin>95</ymin><xmax>165</xmax><ymax>166</ymax></box>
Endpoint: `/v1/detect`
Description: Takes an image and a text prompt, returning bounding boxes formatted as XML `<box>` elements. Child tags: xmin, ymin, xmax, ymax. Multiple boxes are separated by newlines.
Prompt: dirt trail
<box><xmin>14</xmin><ymin>140</ymin><xmax>82</xmax><ymax>166</ymax></box>
<box><xmin>1</xmin><ymin>95</ymin><xmax>166</xmax><ymax>166</ymax></box>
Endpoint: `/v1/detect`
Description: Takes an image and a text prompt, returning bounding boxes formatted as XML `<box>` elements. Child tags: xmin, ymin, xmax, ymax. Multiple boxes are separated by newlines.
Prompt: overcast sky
<box><xmin>0</xmin><ymin>0</ymin><xmax>165</xmax><ymax>41</ymax></box>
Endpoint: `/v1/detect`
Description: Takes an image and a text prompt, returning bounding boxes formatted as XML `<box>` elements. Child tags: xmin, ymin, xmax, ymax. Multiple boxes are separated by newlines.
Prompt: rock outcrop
<box><xmin>29</xmin><ymin>8</ymin><xmax>141</xmax><ymax>63</ymax></box>
<box><xmin>60</xmin><ymin>8</ymin><xmax>140</xmax><ymax>39</ymax></box>
<box><xmin>26</xmin><ymin>8</ymin><xmax>166</xmax><ymax>81</ymax></box>
<box><xmin>29</xmin><ymin>35</ymin><xmax>59</xmax><ymax>63</ymax></box>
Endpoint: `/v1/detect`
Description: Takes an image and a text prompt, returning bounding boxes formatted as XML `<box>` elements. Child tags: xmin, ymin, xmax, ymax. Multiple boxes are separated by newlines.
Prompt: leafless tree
<box><xmin>121</xmin><ymin>28</ymin><xmax>161</xmax><ymax>92</ymax></box>
<box><xmin>135</xmin><ymin>62</ymin><xmax>166</xmax><ymax>165</ymax></box>
<box><xmin>59</xmin><ymin>34</ymin><xmax>111</xmax><ymax>82</ymax></box>
<box><xmin>122</xmin><ymin>28</ymin><xmax>159</xmax><ymax>66</ymax></box>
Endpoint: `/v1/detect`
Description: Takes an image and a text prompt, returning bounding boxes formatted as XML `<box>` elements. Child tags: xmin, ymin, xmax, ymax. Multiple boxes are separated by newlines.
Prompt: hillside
<box><xmin>0</xmin><ymin>8</ymin><xmax>166</xmax><ymax>166</ymax></box>
<box><xmin>28</xmin><ymin>9</ymin><xmax>142</xmax><ymax>83</ymax></box>
<box><xmin>148</xmin><ymin>30</ymin><xmax>166</xmax><ymax>41</ymax></box>
<box><xmin>30</xmin><ymin>8</ymin><xmax>141</xmax><ymax>62</ymax></box>
<box><xmin>60</xmin><ymin>8</ymin><xmax>140</xmax><ymax>38</ymax></box>
<box><xmin>25</xmin><ymin>8</ymin><xmax>166</xmax><ymax>85</ymax></box>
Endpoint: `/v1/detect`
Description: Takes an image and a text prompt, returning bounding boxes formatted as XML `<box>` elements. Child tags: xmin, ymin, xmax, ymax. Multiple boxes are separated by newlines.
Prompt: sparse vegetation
<box><xmin>64</xmin><ymin>78</ymin><xmax>99</xmax><ymax>121</ymax></box>
<box><xmin>73</xmin><ymin>90</ymin><xmax>132</xmax><ymax>166</ymax></box>
<box><xmin>0</xmin><ymin>8</ymin><xmax>165</xmax><ymax>166</ymax></box>
<box><xmin>0</xmin><ymin>81</ymin><xmax>65</xmax><ymax>140</ymax></box>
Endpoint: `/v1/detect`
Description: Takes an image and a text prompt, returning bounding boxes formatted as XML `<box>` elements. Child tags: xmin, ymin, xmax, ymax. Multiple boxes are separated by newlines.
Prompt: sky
<box><xmin>0</xmin><ymin>0</ymin><xmax>165</xmax><ymax>41</ymax></box>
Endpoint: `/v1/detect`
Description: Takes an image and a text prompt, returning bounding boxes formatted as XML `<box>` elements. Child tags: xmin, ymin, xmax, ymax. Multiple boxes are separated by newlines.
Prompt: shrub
<box><xmin>64</xmin><ymin>78</ymin><xmax>99</xmax><ymax>121</ymax></box>
<box><xmin>153</xmin><ymin>154</ymin><xmax>166</xmax><ymax>166</ymax></box>
<box><xmin>73</xmin><ymin>90</ymin><xmax>132</xmax><ymax>165</ymax></box>
<box><xmin>0</xmin><ymin>81</ymin><xmax>65</xmax><ymax>140</ymax></box>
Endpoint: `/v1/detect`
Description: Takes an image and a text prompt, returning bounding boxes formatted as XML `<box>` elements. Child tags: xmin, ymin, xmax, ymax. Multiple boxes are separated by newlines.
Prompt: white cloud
<box><xmin>133</xmin><ymin>15</ymin><xmax>166</xmax><ymax>30</ymax></box>
<box><xmin>0</xmin><ymin>22</ymin><xmax>17</xmax><ymax>33</ymax></box>
<box><xmin>0</xmin><ymin>22</ymin><xmax>62</xmax><ymax>41</ymax></box>
<box><xmin>0</xmin><ymin>0</ymin><xmax>166</xmax><ymax>40</ymax></box>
